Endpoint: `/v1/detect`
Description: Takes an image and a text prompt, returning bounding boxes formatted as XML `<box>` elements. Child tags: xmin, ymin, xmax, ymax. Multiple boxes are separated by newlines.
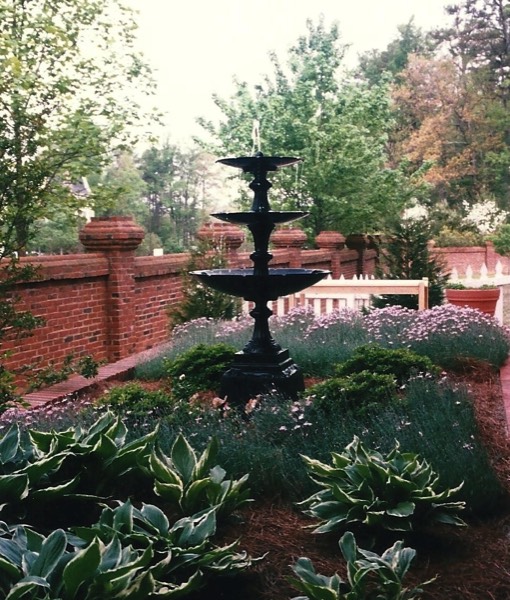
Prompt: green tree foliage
<box><xmin>374</xmin><ymin>214</ymin><xmax>449</xmax><ymax>309</ymax></box>
<box><xmin>168</xmin><ymin>239</ymin><xmax>241</xmax><ymax>327</ymax></box>
<box><xmin>97</xmin><ymin>152</ymin><xmax>149</xmax><ymax>222</ymax></box>
<box><xmin>137</xmin><ymin>142</ymin><xmax>219</xmax><ymax>252</ymax></box>
<box><xmin>198</xmin><ymin>18</ymin><xmax>416</xmax><ymax>237</ymax></box>
<box><xmin>0</xmin><ymin>0</ymin><xmax>157</xmax><ymax>256</ymax></box>
<box><xmin>432</xmin><ymin>0</ymin><xmax>510</xmax><ymax>204</ymax></box>
<box><xmin>357</xmin><ymin>18</ymin><xmax>435</xmax><ymax>85</ymax></box>
<box><xmin>27</xmin><ymin>212</ymin><xmax>87</xmax><ymax>255</ymax></box>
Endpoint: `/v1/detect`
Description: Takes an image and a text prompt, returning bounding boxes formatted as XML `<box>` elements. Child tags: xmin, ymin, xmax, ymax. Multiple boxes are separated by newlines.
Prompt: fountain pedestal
<box><xmin>192</xmin><ymin>153</ymin><xmax>329</xmax><ymax>405</ymax></box>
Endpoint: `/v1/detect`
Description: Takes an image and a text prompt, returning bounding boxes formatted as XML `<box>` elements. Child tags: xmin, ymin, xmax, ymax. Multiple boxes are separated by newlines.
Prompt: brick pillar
<box><xmin>271</xmin><ymin>228</ymin><xmax>307</xmax><ymax>267</ymax></box>
<box><xmin>345</xmin><ymin>234</ymin><xmax>372</xmax><ymax>277</ymax></box>
<box><xmin>316</xmin><ymin>231</ymin><xmax>346</xmax><ymax>278</ymax></box>
<box><xmin>79</xmin><ymin>216</ymin><xmax>145</xmax><ymax>362</ymax></box>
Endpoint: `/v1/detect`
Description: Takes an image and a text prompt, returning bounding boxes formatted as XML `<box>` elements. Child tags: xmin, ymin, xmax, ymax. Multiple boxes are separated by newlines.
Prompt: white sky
<box><xmin>126</xmin><ymin>0</ymin><xmax>453</xmax><ymax>144</ymax></box>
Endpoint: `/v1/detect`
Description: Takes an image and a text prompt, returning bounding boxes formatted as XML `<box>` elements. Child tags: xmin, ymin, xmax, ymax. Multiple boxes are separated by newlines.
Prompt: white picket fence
<box><xmin>449</xmin><ymin>261</ymin><xmax>510</xmax><ymax>324</ymax></box>
<box><xmin>243</xmin><ymin>275</ymin><xmax>429</xmax><ymax>317</ymax></box>
<box><xmin>242</xmin><ymin>263</ymin><xmax>510</xmax><ymax>325</ymax></box>
<box><xmin>449</xmin><ymin>260</ymin><xmax>510</xmax><ymax>286</ymax></box>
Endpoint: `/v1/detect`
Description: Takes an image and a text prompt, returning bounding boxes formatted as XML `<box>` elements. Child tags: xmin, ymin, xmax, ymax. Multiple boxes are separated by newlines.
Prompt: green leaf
<box><xmin>339</xmin><ymin>531</ymin><xmax>357</xmax><ymax>563</ymax></box>
<box><xmin>150</xmin><ymin>451</ymin><xmax>182</xmax><ymax>486</ymax></box>
<box><xmin>139</xmin><ymin>504</ymin><xmax>169</xmax><ymax>536</ymax></box>
<box><xmin>0</xmin><ymin>425</ymin><xmax>21</xmax><ymax>464</ymax></box>
<box><xmin>29</xmin><ymin>529</ymin><xmax>66</xmax><ymax>578</ymax></box>
<box><xmin>154</xmin><ymin>481</ymin><xmax>183</xmax><ymax>504</ymax></box>
<box><xmin>62</xmin><ymin>538</ymin><xmax>101</xmax><ymax>598</ymax></box>
<box><xmin>117</xmin><ymin>570</ymin><xmax>155</xmax><ymax>599</ymax></box>
<box><xmin>170</xmin><ymin>434</ymin><xmax>197</xmax><ymax>484</ymax></box>
<box><xmin>91</xmin><ymin>434</ymin><xmax>118</xmax><ymax>460</ymax></box>
<box><xmin>113</xmin><ymin>500</ymin><xmax>134</xmax><ymax>535</ymax></box>
<box><xmin>98</xmin><ymin>537</ymin><xmax>122</xmax><ymax>572</ymax></box>
<box><xmin>5</xmin><ymin>576</ymin><xmax>50</xmax><ymax>600</ymax></box>
<box><xmin>386</xmin><ymin>501</ymin><xmax>415</xmax><ymax>517</ymax></box>
<box><xmin>193</xmin><ymin>437</ymin><xmax>219</xmax><ymax>479</ymax></box>
<box><xmin>0</xmin><ymin>555</ymin><xmax>21</xmax><ymax>580</ymax></box>
<box><xmin>0</xmin><ymin>536</ymin><xmax>24</xmax><ymax>569</ymax></box>
<box><xmin>182</xmin><ymin>478</ymin><xmax>210</xmax><ymax>512</ymax></box>
<box><xmin>31</xmin><ymin>475</ymin><xmax>82</xmax><ymax>499</ymax></box>
<box><xmin>23</xmin><ymin>453</ymin><xmax>69</xmax><ymax>484</ymax></box>
<box><xmin>152</xmin><ymin>569</ymin><xmax>203</xmax><ymax>598</ymax></box>
<box><xmin>0</xmin><ymin>474</ymin><xmax>29</xmax><ymax>503</ymax></box>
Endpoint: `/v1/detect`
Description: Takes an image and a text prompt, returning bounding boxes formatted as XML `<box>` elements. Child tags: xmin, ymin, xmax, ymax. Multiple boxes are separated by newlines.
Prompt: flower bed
<box><xmin>0</xmin><ymin>305</ymin><xmax>509</xmax><ymax>599</ymax></box>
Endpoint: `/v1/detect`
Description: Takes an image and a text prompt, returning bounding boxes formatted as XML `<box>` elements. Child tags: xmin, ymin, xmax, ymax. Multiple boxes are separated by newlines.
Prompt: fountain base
<box><xmin>220</xmin><ymin>349</ymin><xmax>304</xmax><ymax>405</ymax></box>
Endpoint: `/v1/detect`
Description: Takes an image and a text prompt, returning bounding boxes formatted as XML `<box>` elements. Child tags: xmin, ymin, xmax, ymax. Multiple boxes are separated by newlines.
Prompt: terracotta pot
<box><xmin>445</xmin><ymin>288</ymin><xmax>500</xmax><ymax>316</ymax></box>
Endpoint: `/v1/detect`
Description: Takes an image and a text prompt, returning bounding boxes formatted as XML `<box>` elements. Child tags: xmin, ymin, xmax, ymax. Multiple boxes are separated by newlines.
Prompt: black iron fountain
<box><xmin>192</xmin><ymin>152</ymin><xmax>330</xmax><ymax>405</ymax></box>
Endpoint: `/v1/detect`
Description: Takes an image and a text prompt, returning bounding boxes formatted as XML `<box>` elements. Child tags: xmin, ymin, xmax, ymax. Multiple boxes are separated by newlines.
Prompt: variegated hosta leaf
<box><xmin>299</xmin><ymin>436</ymin><xmax>465</xmax><ymax>534</ymax></box>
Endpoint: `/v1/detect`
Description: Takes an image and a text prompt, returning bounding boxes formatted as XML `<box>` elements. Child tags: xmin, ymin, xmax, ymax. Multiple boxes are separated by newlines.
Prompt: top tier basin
<box><xmin>212</xmin><ymin>211</ymin><xmax>307</xmax><ymax>227</ymax></box>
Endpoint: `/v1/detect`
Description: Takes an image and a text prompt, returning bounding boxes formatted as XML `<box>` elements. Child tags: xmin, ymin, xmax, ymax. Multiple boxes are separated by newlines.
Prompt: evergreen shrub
<box><xmin>164</xmin><ymin>343</ymin><xmax>237</xmax><ymax>398</ymax></box>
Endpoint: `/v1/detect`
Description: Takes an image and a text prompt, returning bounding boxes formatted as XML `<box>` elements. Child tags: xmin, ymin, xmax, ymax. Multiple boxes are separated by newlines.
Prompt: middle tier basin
<box><xmin>191</xmin><ymin>268</ymin><xmax>330</xmax><ymax>301</ymax></box>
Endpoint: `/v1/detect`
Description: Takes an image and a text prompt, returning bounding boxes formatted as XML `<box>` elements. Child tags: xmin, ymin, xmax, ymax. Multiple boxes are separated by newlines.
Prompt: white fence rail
<box><xmin>241</xmin><ymin>265</ymin><xmax>510</xmax><ymax>325</ymax></box>
<box><xmin>243</xmin><ymin>276</ymin><xmax>429</xmax><ymax>317</ymax></box>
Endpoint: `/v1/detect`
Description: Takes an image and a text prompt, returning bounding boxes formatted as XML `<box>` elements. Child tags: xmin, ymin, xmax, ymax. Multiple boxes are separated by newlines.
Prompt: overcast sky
<box><xmin>126</xmin><ymin>0</ymin><xmax>453</xmax><ymax>144</ymax></box>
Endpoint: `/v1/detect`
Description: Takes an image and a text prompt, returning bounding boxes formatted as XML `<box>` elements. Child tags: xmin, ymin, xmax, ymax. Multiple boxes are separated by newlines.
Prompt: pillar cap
<box><xmin>315</xmin><ymin>231</ymin><xmax>346</xmax><ymax>250</ymax></box>
<box><xmin>197</xmin><ymin>222</ymin><xmax>245</xmax><ymax>251</ymax></box>
<box><xmin>272</xmin><ymin>228</ymin><xmax>307</xmax><ymax>249</ymax></box>
<box><xmin>79</xmin><ymin>216</ymin><xmax>145</xmax><ymax>251</ymax></box>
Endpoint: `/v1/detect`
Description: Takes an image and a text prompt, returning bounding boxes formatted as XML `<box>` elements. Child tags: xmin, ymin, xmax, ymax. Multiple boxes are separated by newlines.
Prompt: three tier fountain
<box><xmin>192</xmin><ymin>152</ymin><xmax>330</xmax><ymax>405</ymax></box>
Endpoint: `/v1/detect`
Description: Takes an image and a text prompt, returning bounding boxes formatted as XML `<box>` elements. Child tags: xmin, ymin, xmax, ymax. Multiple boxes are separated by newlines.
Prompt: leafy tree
<box><xmin>433</xmin><ymin>0</ymin><xmax>510</xmax><ymax>204</ymax></box>
<box><xmin>357</xmin><ymin>18</ymin><xmax>435</xmax><ymax>85</ymax></box>
<box><xmin>168</xmin><ymin>239</ymin><xmax>240</xmax><ymax>327</ymax></box>
<box><xmin>391</xmin><ymin>52</ymin><xmax>509</xmax><ymax>206</ymax></box>
<box><xmin>0</xmin><ymin>0</ymin><xmax>157</xmax><ymax>257</ymax></box>
<box><xmin>0</xmin><ymin>0</ymin><xmax>156</xmax><ymax>395</ymax></box>
<box><xmin>138</xmin><ymin>142</ymin><xmax>215</xmax><ymax>252</ymax></box>
<box><xmin>27</xmin><ymin>212</ymin><xmax>86</xmax><ymax>255</ymax></box>
<box><xmin>198</xmin><ymin>18</ymin><xmax>416</xmax><ymax>237</ymax></box>
<box><xmin>95</xmin><ymin>152</ymin><xmax>150</xmax><ymax>223</ymax></box>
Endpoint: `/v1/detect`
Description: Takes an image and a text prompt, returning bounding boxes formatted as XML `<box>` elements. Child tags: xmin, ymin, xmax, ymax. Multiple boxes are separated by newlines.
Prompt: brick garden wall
<box><xmin>0</xmin><ymin>217</ymin><xmax>379</xmax><ymax>388</ymax></box>
<box><xmin>431</xmin><ymin>241</ymin><xmax>510</xmax><ymax>276</ymax></box>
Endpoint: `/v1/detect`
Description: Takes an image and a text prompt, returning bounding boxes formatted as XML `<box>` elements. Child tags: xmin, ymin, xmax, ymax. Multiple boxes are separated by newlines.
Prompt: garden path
<box><xmin>23</xmin><ymin>341</ymin><xmax>172</xmax><ymax>408</ymax></box>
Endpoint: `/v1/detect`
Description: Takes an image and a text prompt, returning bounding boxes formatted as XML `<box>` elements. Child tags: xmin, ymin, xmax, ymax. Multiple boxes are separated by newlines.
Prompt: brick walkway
<box><xmin>22</xmin><ymin>346</ymin><xmax>510</xmax><ymax>436</ymax></box>
<box><xmin>499</xmin><ymin>360</ymin><xmax>510</xmax><ymax>436</ymax></box>
<box><xmin>23</xmin><ymin>342</ymin><xmax>172</xmax><ymax>409</ymax></box>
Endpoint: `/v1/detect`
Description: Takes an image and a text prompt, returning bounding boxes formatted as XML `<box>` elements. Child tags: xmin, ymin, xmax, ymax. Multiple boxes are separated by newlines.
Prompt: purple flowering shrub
<box><xmin>364</xmin><ymin>304</ymin><xmax>509</xmax><ymax>368</ymax></box>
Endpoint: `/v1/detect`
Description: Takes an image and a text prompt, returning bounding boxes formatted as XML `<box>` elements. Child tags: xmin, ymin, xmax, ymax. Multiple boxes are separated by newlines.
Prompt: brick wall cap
<box><xmin>315</xmin><ymin>230</ymin><xmax>346</xmax><ymax>249</ymax></box>
<box><xmin>79</xmin><ymin>217</ymin><xmax>145</xmax><ymax>251</ymax></box>
<box><xmin>272</xmin><ymin>228</ymin><xmax>307</xmax><ymax>249</ymax></box>
<box><xmin>197</xmin><ymin>222</ymin><xmax>245</xmax><ymax>250</ymax></box>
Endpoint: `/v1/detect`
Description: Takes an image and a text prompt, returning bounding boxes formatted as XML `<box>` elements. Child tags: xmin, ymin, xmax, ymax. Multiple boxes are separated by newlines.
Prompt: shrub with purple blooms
<box><xmin>364</xmin><ymin>304</ymin><xmax>510</xmax><ymax>369</ymax></box>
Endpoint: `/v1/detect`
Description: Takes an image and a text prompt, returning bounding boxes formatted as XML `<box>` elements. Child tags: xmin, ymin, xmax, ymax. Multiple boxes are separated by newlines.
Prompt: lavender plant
<box><xmin>363</xmin><ymin>304</ymin><xmax>509</xmax><ymax>368</ymax></box>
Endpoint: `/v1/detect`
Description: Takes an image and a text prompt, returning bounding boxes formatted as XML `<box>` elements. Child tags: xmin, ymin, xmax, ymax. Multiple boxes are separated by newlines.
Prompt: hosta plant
<box><xmin>0</xmin><ymin>412</ymin><xmax>157</xmax><ymax>525</ymax></box>
<box><xmin>71</xmin><ymin>500</ymin><xmax>260</xmax><ymax>595</ymax></box>
<box><xmin>0</xmin><ymin>501</ymin><xmax>260</xmax><ymax>599</ymax></box>
<box><xmin>298</xmin><ymin>436</ymin><xmax>465</xmax><ymax>533</ymax></box>
<box><xmin>149</xmin><ymin>433</ymin><xmax>252</xmax><ymax>518</ymax></box>
<box><xmin>290</xmin><ymin>531</ymin><xmax>433</xmax><ymax>600</ymax></box>
<box><xmin>0</xmin><ymin>521</ymin><xmax>155</xmax><ymax>600</ymax></box>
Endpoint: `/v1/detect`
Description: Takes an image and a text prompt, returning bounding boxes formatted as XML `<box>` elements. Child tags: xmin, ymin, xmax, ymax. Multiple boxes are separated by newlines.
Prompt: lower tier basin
<box><xmin>191</xmin><ymin>268</ymin><xmax>330</xmax><ymax>301</ymax></box>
